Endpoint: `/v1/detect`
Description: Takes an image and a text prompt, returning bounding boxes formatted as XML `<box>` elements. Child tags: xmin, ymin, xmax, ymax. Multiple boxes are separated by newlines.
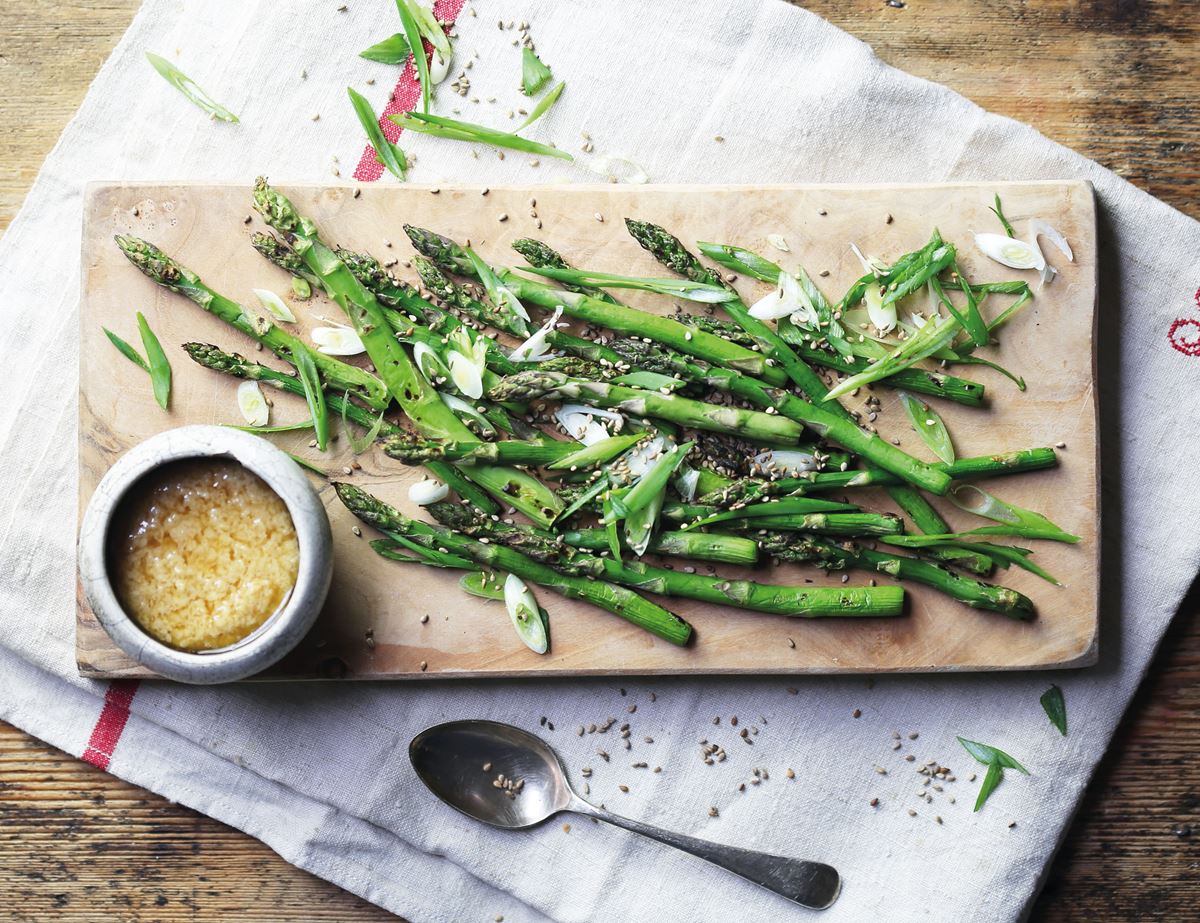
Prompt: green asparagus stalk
<box><xmin>403</xmin><ymin>225</ymin><xmax>791</xmax><ymax>386</ymax></box>
<box><xmin>598</xmin><ymin>339</ymin><xmax>954</xmax><ymax>495</ymax></box>
<box><xmin>560</xmin><ymin>528</ymin><xmax>760</xmax><ymax>566</ymax></box>
<box><xmin>716</xmin><ymin>512</ymin><xmax>906</xmax><ymax>538</ymax></box>
<box><xmin>382</xmin><ymin>435</ymin><xmax>579</xmax><ymax>467</ymax></box>
<box><xmin>335</xmin><ymin>483</ymin><xmax>693</xmax><ymax>645</ymax></box>
<box><xmin>511</xmin><ymin>238</ymin><xmax>619</xmax><ymax>302</ymax></box>
<box><xmin>488</xmin><ymin>370</ymin><xmax>807</xmax><ymax>445</ymax></box>
<box><xmin>757</xmin><ymin>533</ymin><xmax>1034</xmax><ymax>619</ymax></box>
<box><xmin>625</xmin><ymin>219</ymin><xmax>848</xmax><ymax>411</ymax></box>
<box><xmin>116</xmin><ymin>235</ymin><xmax>389</xmax><ymax>410</ymax></box>
<box><xmin>428</xmin><ymin>504</ymin><xmax>904</xmax><ymax>619</ymax></box>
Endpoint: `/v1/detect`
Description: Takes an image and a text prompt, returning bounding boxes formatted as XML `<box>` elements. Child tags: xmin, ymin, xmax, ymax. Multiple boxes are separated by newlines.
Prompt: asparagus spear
<box><xmin>251</xmin><ymin>179</ymin><xmax>563</xmax><ymax>526</ymax></box>
<box><xmin>382</xmin><ymin>434</ymin><xmax>580</xmax><ymax>467</ymax></box>
<box><xmin>756</xmin><ymin>533</ymin><xmax>1034</xmax><ymax>619</ymax></box>
<box><xmin>403</xmin><ymin>225</ymin><xmax>791</xmax><ymax>386</ymax></box>
<box><xmin>489</xmin><ymin>370</ymin><xmax>808</xmax><ymax>445</ymax></box>
<box><xmin>559</xmin><ymin>528</ymin><xmax>760</xmax><ymax>566</ymax></box>
<box><xmin>116</xmin><ymin>235</ymin><xmax>389</xmax><ymax>410</ymax></box>
<box><xmin>625</xmin><ymin>219</ymin><xmax>847</xmax><ymax>412</ymax></box>
<box><xmin>512</xmin><ymin>238</ymin><xmax>619</xmax><ymax>302</ymax></box>
<box><xmin>182</xmin><ymin>343</ymin><xmax>500</xmax><ymax>514</ymax></box>
<box><xmin>594</xmin><ymin>340</ymin><xmax>955</xmax><ymax>494</ymax></box>
<box><xmin>428</xmin><ymin>503</ymin><xmax>905</xmax><ymax>619</ymax></box>
<box><xmin>335</xmin><ymin>482</ymin><xmax>693</xmax><ymax>645</ymax></box>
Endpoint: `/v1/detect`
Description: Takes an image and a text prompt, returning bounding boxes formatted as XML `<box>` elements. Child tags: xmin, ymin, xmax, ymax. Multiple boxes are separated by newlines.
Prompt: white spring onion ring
<box><xmin>252</xmin><ymin>288</ymin><xmax>296</xmax><ymax>323</ymax></box>
<box><xmin>311</xmin><ymin>326</ymin><xmax>366</xmax><ymax>356</ymax></box>
<box><xmin>236</xmin><ymin>380</ymin><xmax>269</xmax><ymax>426</ymax></box>
<box><xmin>408</xmin><ymin>478</ymin><xmax>449</xmax><ymax>506</ymax></box>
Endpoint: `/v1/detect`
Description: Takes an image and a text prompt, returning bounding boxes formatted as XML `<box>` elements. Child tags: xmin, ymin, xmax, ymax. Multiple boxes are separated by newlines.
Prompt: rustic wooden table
<box><xmin>2</xmin><ymin>1</ymin><xmax>1197</xmax><ymax>920</ymax></box>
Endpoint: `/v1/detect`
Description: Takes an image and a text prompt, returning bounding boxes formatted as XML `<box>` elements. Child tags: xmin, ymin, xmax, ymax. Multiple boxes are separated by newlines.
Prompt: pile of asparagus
<box><xmin>115</xmin><ymin>179</ymin><xmax>1077</xmax><ymax>650</ymax></box>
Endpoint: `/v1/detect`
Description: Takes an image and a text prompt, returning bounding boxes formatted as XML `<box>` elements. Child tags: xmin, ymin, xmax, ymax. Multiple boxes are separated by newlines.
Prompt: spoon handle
<box><xmin>567</xmin><ymin>798</ymin><xmax>840</xmax><ymax>910</ymax></box>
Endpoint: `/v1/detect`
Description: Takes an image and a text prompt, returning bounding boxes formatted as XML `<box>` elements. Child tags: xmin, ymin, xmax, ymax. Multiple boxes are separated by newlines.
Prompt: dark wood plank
<box><xmin>1</xmin><ymin>0</ymin><xmax>1197</xmax><ymax>919</ymax></box>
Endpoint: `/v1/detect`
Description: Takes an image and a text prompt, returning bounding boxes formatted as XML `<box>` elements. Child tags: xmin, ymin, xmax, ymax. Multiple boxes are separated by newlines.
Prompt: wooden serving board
<box><xmin>78</xmin><ymin>181</ymin><xmax>1098</xmax><ymax>679</ymax></box>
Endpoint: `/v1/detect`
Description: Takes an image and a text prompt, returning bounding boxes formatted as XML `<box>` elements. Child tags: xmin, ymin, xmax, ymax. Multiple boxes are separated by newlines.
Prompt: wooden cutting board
<box><xmin>77</xmin><ymin>180</ymin><xmax>1098</xmax><ymax>679</ymax></box>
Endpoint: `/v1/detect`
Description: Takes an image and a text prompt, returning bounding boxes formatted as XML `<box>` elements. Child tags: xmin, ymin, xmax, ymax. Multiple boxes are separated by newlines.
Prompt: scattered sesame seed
<box><xmin>708</xmin><ymin>806</ymin><xmax>719</xmax><ymax>817</ymax></box>
<box><xmin>852</xmin><ymin>708</ymin><xmax>862</xmax><ymax>718</ymax></box>
<box><xmin>420</xmin><ymin>614</ymin><xmax>429</xmax><ymax>624</ymax></box>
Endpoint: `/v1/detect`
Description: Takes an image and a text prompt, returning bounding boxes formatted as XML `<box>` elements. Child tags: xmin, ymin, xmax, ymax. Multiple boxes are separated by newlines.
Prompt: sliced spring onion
<box><xmin>546</xmin><ymin>433</ymin><xmax>645</xmax><ymax>471</ymax></box>
<box><xmin>413</xmin><ymin>340</ymin><xmax>450</xmax><ymax>383</ymax></box>
<box><xmin>610</xmin><ymin>442</ymin><xmax>693</xmax><ymax>518</ymax></box>
<box><xmin>292</xmin><ymin>277</ymin><xmax>312</xmax><ymax>300</ymax></box>
<box><xmin>989</xmin><ymin>193</ymin><xmax>1016</xmax><ymax>238</ymax></box>
<box><xmin>429</xmin><ymin>50</ymin><xmax>452</xmax><ymax>84</ymax></box>
<box><xmin>440</xmin><ymin>392</ymin><xmax>497</xmax><ymax>437</ymax></box>
<box><xmin>293</xmin><ymin>343</ymin><xmax>328</xmax><ymax>451</ymax></box>
<box><xmin>1030</xmin><ymin>218</ymin><xmax>1073</xmax><ymax>261</ymax></box>
<box><xmin>748</xmin><ymin>270</ymin><xmax>803</xmax><ymax>321</ymax></box>
<box><xmin>312</xmin><ymin>325</ymin><xmax>367</xmax><ymax>356</ymax></box>
<box><xmin>103</xmin><ymin>327</ymin><xmax>149</xmax><ymax>372</ymax></box>
<box><xmin>556</xmin><ymin>404</ymin><xmax>623</xmax><ymax>445</ymax></box>
<box><xmin>504</xmin><ymin>574</ymin><xmax>549</xmax><ymax>654</ymax></box>
<box><xmin>447</xmin><ymin>350</ymin><xmax>483</xmax><ymax>399</ymax></box>
<box><xmin>674</xmin><ymin>466</ymin><xmax>700</xmax><ymax>502</ymax></box>
<box><xmin>974</xmin><ymin>233</ymin><xmax>1044</xmax><ymax>271</ymax></box>
<box><xmin>359</xmin><ymin>33</ymin><xmax>412</xmax><ymax>65</ymax></box>
<box><xmin>947</xmin><ymin>484</ymin><xmax>1080</xmax><ymax>543</ymax></box>
<box><xmin>696</xmin><ymin>241</ymin><xmax>781</xmax><ymax>283</ymax></box>
<box><xmin>391</xmin><ymin>111</ymin><xmax>574</xmax><ymax>161</ymax></box>
<box><xmin>409</xmin><ymin>478</ymin><xmax>449</xmax><ymax>505</ymax></box>
<box><xmin>850</xmin><ymin>243</ymin><xmax>889</xmax><ymax>277</ymax></box>
<box><xmin>460</xmin><ymin>572</ymin><xmax>505</xmax><ymax>600</ymax></box>
<box><xmin>382</xmin><ymin>530</ymin><xmax>472</xmax><ymax>568</ymax></box>
<box><xmin>515</xmin><ymin>80</ymin><xmax>566</xmax><ymax>131</ymax></box>
<box><xmin>864</xmin><ymin>280</ymin><xmax>896</xmax><ymax>334</ymax></box>
<box><xmin>752</xmin><ymin>448</ymin><xmax>817</xmax><ymax>477</ymax></box>
<box><xmin>405</xmin><ymin>0</ymin><xmax>451</xmax><ymax>61</ymax></box>
<box><xmin>577</xmin><ymin>153</ymin><xmax>649</xmax><ymax>184</ymax></box>
<box><xmin>286</xmin><ymin>453</ymin><xmax>326</xmax><ymax>476</ymax></box>
<box><xmin>393</xmin><ymin>0</ymin><xmax>431</xmax><ymax>113</ymax></box>
<box><xmin>624</xmin><ymin>488</ymin><xmax>665</xmax><ymax>557</ymax></box>
<box><xmin>766</xmin><ymin>233</ymin><xmax>789</xmax><ymax>253</ymax></box>
<box><xmin>252</xmin><ymin>288</ymin><xmax>296</xmax><ymax>323</ymax></box>
<box><xmin>348</xmin><ymin>87</ymin><xmax>407</xmax><ymax>181</ymax></box>
<box><xmin>341</xmin><ymin>396</ymin><xmax>386</xmax><ymax>455</ymax></box>
<box><xmin>899</xmin><ymin>391</ymin><xmax>955</xmax><ymax>464</ymax></box>
<box><xmin>464</xmin><ymin>249</ymin><xmax>531</xmax><ymax>328</ymax></box>
<box><xmin>136</xmin><ymin>312</ymin><xmax>171</xmax><ymax>411</ymax></box>
<box><xmin>146</xmin><ymin>52</ymin><xmax>238</xmax><ymax>122</ymax></box>
<box><xmin>236</xmin><ymin>380</ymin><xmax>270</xmax><ymax>426</ymax></box>
<box><xmin>509</xmin><ymin>307</ymin><xmax>563</xmax><ymax>362</ymax></box>
<box><xmin>521</xmin><ymin>47</ymin><xmax>553</xmax><ymax>96</ymax></box>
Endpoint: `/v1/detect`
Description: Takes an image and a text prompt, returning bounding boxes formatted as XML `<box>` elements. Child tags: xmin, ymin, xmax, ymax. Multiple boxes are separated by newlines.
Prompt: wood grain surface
<box><xmin>2</xmin><ymin>1</ymin><xmax>1197</xmax><ymax>921</ymax></box>
<box><xmin>76</xmin><ymin>180</ymin><xmax>1098</xmax><ymax>679</ymax></box>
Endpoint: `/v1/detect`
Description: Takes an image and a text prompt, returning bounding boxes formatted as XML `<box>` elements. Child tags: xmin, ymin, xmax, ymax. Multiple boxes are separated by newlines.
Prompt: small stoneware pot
<box><xmin>78</xmin><ymin>425</ymin><xmax>333</xmax><ymax>683</ymax></box>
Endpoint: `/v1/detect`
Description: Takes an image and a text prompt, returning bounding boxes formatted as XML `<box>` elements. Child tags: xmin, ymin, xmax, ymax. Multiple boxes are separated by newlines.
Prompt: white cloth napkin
<box><xmin>3</xmin><ymin>1</ymin><xmax>1198</xmax><ymax>920</ymax></box>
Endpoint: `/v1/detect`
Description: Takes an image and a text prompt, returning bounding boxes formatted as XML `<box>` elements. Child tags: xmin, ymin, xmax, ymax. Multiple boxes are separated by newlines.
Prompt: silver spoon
<box><xmin>409</xmin><ymin>719</ymin><xmax>841</xmax><ymax>910</ymax></box>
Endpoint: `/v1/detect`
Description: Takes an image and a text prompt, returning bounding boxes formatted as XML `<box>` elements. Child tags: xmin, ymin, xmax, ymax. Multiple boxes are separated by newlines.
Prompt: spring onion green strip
<box><xmin>546</xmin><ymin>433</ymin><xmax>645</xmax><ymax>470</ymax></box>
<box><xmin>989</xmin><ymin>194</ymin><xmax>1017</xmax><ymax>238</ymax></box>
<box><xmin>390</xmin><ymin>111</ymin><xmax>574</xmax><ymax>160</ymax></box>
<box><xmin>824</xmin><ymin>312</ymin><xmax>960</xmax><ymax>401</ymax></box>
<box><xmin>341</xmin><ymin>394</ymin><xmax>387</xmax><ymax>455</ymax></box>
<box><xmin>948</xmin><ymin>484</ymin><xmax>1080</xmax><ymax>543</ymax></box>
<box><xmin>381</xmin><ymin>530</ymin><xmax>475</xmax><ymax>569</ymax></box>
<box><xmin>1041</xmin><ymin>685</ymin><xmax>1068</xmax><ymax>736</ymax></box>
<box><xmin>393</xmin><ymin>0</ymin><xmax>430</xmax><ymax>113</ymax></box>
<box><xmin>611</xmin><ymin>371</ymin><xmax>686</xmax><ymax>392</ymax></box>
<box><xmin>957</xmin><ymin>736</ymin><xmax>1028</xmax><ymax>812</ymax></box>
<box><xmin>348</xmin><ymin>87</ymin><xmax>407</xmax><ymax>180</ymax></box>
<box><xmin>885</xmin><ymin>484</ymin><xmax>994</xmax><ymax>576</ymax></box>
<box><xmin>459</xmin><ymin>572</ymin><xmax>505</xmax><ymax>600</ymax></box>
<box><xmin>610</xmin><ymin>442</ymin><xmax>693</xmax><ymax>518</ymax></box>
<box><xmin>359</xmin><ymin>33</ymin><xmax>412</xmax><ymax>65</ymax></box>
<box><xmin>929</xmin><ymin>273</ymin><xmax>989</xmax><ymax>349</ymax></box>
<box><xmin>950</xmin><ymin>354</ymin><xmax>1026</xmax><ymax>391</ymax></box>
<box><xmin>286</xmin><ymin>453</ymin><xmax>326</xmax><ymax>476</ymax></box>
<box><xmin>602</xmin><ymin>491</ymin><xmax>624</xmax><ymax>559</ymax></box>
<box><xmin>695</xmin><ymin>241</ymin><xmax>781</xmax><ymax>283</ymax></box>
<box><xmin>899</xmin><ymin>391</ymin><xmax>955</xmax><ymax>464</ymax></box>
<box><xmin>227</xmin><ymin>420</ymin><xmax>315</xmax><ymax>434</ymax></box>
<box><xmin>675</xmin><ymin>496</ymin><xmax>859</xmax><ymax>531</ymax></box>
<box><xmin>521</xmin><ymin>46</ymin><xmax>553</xmax><ymax>95</ymax></box>
<box><xmin>145</xmin><ymin>52</ymin><xmax>238</xmax><ymax>122</ymax></box>
<box><xmin>291</xmin><ymin>343</ymin><xmax>329</xmax><ymax>451</ymax></box>
<box><xmin>135</xmin><ymin>312</ymin><xmax>171</xmax><ymax>410</ymax></box>
<box><xmin>515</xmin><ymin>80</ymin><xmax>565</xmax><ymax>131</ymax></box>
<box><xmin>292</xmin><ymin>277</ymin><xmax>312</xmax><ymax>300</ymax></box>
<box><xmin>103</xmin><ymin>328</ymin><xmax>150</xmax><ymax>372</ymax></box>
<box><xmin>879</xmin><ymin>534</ymin><xmax>1061</xmax><ymax>585</ymax></box>
<box><xmin>521</xmin><ymin>266</ymin><xmax>735</xmax><ymax>303</ymax></box>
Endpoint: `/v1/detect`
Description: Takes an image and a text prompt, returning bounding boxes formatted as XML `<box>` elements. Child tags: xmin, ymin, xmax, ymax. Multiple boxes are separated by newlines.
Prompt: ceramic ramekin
<box><xmin>78</xmin><ymin>425</ymin><xmax>333</xmax><ymax>683</ymax></box>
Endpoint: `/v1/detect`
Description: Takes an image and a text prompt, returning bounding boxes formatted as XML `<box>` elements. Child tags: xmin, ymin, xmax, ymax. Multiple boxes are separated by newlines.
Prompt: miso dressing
<box><xmin>110</xmin><ymin>458</ymin><xmax>300</xmax><ymax>651</ymax></box>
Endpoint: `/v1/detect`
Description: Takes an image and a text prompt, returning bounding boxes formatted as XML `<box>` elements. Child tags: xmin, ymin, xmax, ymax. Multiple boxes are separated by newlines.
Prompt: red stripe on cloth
<box><xmin>81</xmin><ymin>679</ymin><xmax>140</xmax><ymax>770</ymax></box>
<box><xmin>352</xmin><ymin>0</ymin><xmax>468</xmax><ymax>182</ymax></box>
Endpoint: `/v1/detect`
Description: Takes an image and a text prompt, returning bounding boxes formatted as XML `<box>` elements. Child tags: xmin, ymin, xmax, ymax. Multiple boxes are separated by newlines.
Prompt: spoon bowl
<box><xmin>409</xmin><ymin>719</ymin><xmax>841</xmax><ymax>910</ymax></box>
